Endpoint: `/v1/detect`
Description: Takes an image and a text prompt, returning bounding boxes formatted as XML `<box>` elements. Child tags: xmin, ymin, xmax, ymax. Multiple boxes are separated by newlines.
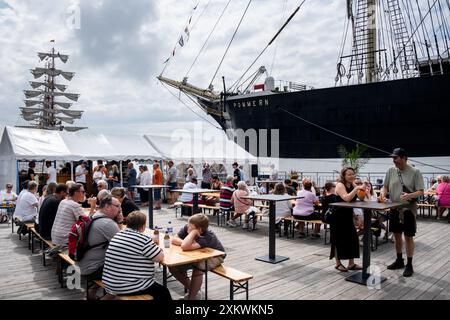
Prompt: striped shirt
<box><xmin>51</xmin><ymin>199</ymin><xmax>83</xmax><ymax>246</ymax></box>
<box><xmin>220</xmin><ymin>183</ymin><xmax>235</xmax><ymax>210</ymax></box>
<box><xmin>102</xmin><ymin>228</ymin><xmax>162</xmax><ymax>295</ymax></box>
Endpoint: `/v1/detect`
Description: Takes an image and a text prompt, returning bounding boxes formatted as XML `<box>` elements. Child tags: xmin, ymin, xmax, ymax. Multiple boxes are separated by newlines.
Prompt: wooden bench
<box><xmin>93</xmin><ymin>280</ymin><xmax>153</xmax><ymax>300</ymax></box>
<box><xmin>57</xmin><ymin>252</ymin><xmax>76</xmax><ymax>288</ymax></box>
<box><xmin>418</xmin><ymin>203</ymin><xmax>435</xmax><ymax>218</ymax></box>
<box><xmin>211</xmin><ymin>265</ymin><xmax>253</xmax><ymax>300</ymax></box>
<box><xmin>281</xmin><ymin>217</ymin><xmax>330</xmax><ymax>244</ymax></box>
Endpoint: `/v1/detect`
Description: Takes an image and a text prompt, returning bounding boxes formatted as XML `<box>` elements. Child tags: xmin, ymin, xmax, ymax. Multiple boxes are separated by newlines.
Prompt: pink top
<box><xmin>293</xmin><ymin>189</ymin><xmax>317</xmax><ymax>216</ymax></box>
<box><xmin>436</xmin><ymin>182</ymin><xmax>450</xmax><ymax>206</ymax></box>
<box><xmin>231</xmin><ymin>189</ymin><xmax>252</xmax><ymax>214</ymax></box>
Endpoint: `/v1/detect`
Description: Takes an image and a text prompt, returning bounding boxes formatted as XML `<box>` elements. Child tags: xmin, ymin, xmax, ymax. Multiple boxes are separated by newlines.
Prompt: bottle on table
<box><xmin>167</xmin><ymin>221</ymin><xmax>173</xmax><ymax>235</ymax></box>
<box><xmin>152</xmin><ymin>228</ymin><xmax>160</xmax><ymax>245</ymax></box>
<box><xmin>163</xmin><ymin>231</ymin><xmax>170</xmax><ymax>248</ymax></box>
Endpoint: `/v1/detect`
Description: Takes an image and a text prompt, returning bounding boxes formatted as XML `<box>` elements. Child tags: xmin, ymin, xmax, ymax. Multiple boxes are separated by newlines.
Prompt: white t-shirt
<box><xmin>179</xmin><ymin>182</ymin><xmax>197</xmax><ymax>202</ymax></box>
<box><xmin>75</xmin><ymin>165</ymin><xmax>87</xmax><ymax>183</ymax></box>
<box><xmin>93</xmin><ymin>171</ymin><xmax>106</xmax><ymax>183</ymax></box>
<box><xmin>14</xmin><ymin>190</ymin><xmax>38</xmax><ymax>222</ymax></box>
<box><xmin>0</xmin><ymin>190</ymin><xmax>17</xmax><ymax>214</ymax></box>
<box><xmin>46</xmin><ymin>166</ymin><xmax>57</xmax><ymax>184</ymax></box>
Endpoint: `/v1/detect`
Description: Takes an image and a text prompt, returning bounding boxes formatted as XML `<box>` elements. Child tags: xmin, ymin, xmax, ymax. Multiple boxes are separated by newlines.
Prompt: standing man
<box><xmin>152</xmin><ymin>163</ymin><xmax>163</xmax><ymax>210</ymax></box>
<box><xmin>45</xmin><ymin>161</ymin><xmax>57</xmax><ymax>185</ymax></box>
<box><xmin>127</xmin><ymin>162</ymin><xmax>137</xmax><ymax>202</ymax></box>
<box><xmin>75</xmin><ymin>161</ymin><xmax>88</xmax><ymax>188</ymax></box>
<box><xmin>166</xmin><ymin>161</ymin><xmax>178</xmax><ymax>205</ymax></box>
<box><xmin>232</xmin><ymin>162</ymin><xmax>241</xmax><ymax>189</ymax></box>
<box><xmin>381</xmin><ymin>148</ymin><xmax>424</xmax><ymax>277</ymax></box>
<box><xmin>201</xmin><ymin>163</ymin><xmax>212</xmax><ymax>189</ymax></box>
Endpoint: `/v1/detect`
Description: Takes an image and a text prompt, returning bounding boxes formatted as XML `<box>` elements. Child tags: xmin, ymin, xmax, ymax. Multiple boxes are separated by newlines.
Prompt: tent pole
<box><xmin>16</xmin><ymin>160</ymin><xmax>20</xmax><ymax>194</ymax></box>
<box><xmin>120</xmin><ymin>161</ymin><xmax>123</xmax><ymax>187</ymax></box>
<box><xmin>70</xmin><ymin>162</ymin><xmax>74</xmax><ymax>181</ymax></box>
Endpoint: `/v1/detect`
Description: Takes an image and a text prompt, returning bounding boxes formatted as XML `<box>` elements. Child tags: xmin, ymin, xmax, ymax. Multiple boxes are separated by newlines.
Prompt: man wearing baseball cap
<box><xmin>381</xmin><ymin>148</ymin><xmax>424</xmax><ymax>277</ymax></box>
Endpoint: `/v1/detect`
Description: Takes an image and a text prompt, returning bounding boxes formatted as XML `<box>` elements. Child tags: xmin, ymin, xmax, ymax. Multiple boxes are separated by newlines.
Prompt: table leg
<box><xmin>148</xmin><ymin>188</ymin><xmax>153</xmax><ymax>229</ymax></box>
<box><xmin>346</xmin><ymin>208</ymin><xmax>387</xmax><ymax>285</ymax></box>
<box><xmin>193</xmin><ymin>194</ymin><xmax>198</xmax><ymax>216</ymax></box>
<box><xmin>255</xmin><ymin>201</ymin><xmax>289</xmax><ymax>264</ymax></box>
<box><xmin>163</xmin><ymin>265</ymin><xmax>167</xmax><ymax>287</ymax></box>
<box><xmin>204</xmin><ymin>260</ymin><xmax>208</xmax><ymax>300</ymax></box>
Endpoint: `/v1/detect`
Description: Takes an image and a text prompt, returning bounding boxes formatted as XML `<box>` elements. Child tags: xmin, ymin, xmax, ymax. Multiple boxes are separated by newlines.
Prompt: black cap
<box><xmin>232</xmin><ymin>162</ymin><xmax>238</xmax><ymax>166</ymax></box>
<box><xmin>390</xmin><ymin>148</ymin><xmax>407</xmax><ymax>157</ymax></box>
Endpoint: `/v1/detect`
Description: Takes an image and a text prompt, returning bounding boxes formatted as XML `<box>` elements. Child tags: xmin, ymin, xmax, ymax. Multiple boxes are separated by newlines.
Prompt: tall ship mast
<box><xmin>17</xmin><ymin>43</ymin><xmax>87</xmax><ymax>132</ymax></box>
<box><xmin>159</xmin><ymin>0</ymin><xmax>450</xmax><ymax>159</ymax></box>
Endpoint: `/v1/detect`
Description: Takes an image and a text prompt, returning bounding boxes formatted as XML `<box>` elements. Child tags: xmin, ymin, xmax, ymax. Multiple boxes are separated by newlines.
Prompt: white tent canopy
<box><xmin>144</xmin><ymin>133</ymin><xmax>256</xmax><ymax>164</ymax></box>
<box><xmin>0</xmin><ymin>126</ymin><xmax>163</xmax><ymax>189</ymax></box>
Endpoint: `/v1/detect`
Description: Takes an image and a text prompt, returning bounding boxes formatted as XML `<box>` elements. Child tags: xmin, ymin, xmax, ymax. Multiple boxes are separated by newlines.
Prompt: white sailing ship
<box><xmin>17</xmin><ymin>44</ymin><xmax>86</xmax><ymax>131</ymax></box>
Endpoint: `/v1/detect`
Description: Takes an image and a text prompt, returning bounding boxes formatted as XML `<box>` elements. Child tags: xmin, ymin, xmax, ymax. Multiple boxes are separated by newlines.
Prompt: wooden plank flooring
<box><xmin>0</xmin><ymin>207</ymin><xmax>449</xmax><ymax>300</ymax></box>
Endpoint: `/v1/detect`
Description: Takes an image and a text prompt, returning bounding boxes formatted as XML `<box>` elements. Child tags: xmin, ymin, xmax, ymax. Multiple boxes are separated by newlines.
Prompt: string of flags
<box><xmin>163</xmin><ymin>2</ymin><xmax>198</xmax><ymax>64</ymax></box>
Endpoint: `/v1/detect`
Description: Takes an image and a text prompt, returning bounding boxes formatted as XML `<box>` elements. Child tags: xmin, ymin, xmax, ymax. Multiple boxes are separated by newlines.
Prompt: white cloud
<box><xmin>0</xmin><ymin>0</ymin><xmax>345</xmax><ymax>135</ymax></box>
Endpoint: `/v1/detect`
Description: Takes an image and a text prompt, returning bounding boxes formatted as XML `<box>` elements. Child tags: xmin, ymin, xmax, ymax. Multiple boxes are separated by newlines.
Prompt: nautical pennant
<box><xmin>178</xmin><ymin>36</ymin><xmax>184</xmax><ymax>47</ymax></box>
<box><xmin>163</xmin><ymin>57</ymin><xmax>170</xmax><ymax>64</ymax></box>
<box><xmin>184</xmin><ymin>26</ymin><xmax>190</xmax><ymax>40</ymax></box>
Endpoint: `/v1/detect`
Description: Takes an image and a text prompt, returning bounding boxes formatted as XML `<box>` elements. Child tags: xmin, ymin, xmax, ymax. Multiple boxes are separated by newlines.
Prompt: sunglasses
<box><xmin>6</xmin><ymin>186</ymin><xmax>13</xmax><ymax>188</ymax></box>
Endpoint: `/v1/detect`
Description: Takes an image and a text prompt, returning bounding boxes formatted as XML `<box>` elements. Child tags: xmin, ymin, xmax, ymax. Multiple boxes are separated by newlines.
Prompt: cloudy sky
<box><xmin>0</xmin><ymin>0</ymin><xmax>346</xmax><ymax>136</ymax></box>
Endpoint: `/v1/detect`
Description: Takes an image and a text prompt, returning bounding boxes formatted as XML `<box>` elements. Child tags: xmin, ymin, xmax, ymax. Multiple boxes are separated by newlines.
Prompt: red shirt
<box><xmin>153</xmin><ymin>168</ymin><xmax>163</xmax><ymax>185</ymax></box>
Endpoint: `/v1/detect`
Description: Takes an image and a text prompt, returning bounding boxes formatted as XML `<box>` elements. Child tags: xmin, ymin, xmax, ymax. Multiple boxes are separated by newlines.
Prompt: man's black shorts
<box><xmin>389</xmin><ymin>209</ymin><xmax>416</xmax><ymax>237</ymax></box>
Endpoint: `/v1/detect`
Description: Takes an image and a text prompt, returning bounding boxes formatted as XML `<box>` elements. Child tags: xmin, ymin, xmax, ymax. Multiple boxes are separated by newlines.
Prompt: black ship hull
<box><xmin>208</xmin><ymin>74</ymin><xmax>450</xmax><ymax>159</ymax></box>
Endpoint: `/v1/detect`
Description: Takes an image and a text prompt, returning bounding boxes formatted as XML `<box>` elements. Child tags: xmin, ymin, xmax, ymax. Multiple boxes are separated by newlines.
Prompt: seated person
<box><xmin>273</xmin><ymin>183</ymin><xmax>294</xmax><ymax>234</ymax></box>
<box><xmin>170</xmin><ymin>214</ymin><xmax>225</xmax><ymax>300</ymax></box>
<box><xmin>293</xmin><ymin>180</ymin><xmax>321</xmax><ymax>238</ymax></box>
<box><xmin>14</xmin><ymin>181</ymin><xmax>39</xmax><ymax>233</ymax></box>
<box><xmin>78</xmin><ymin>194</ymin><xmax>121</xmax><ymax>300</ymax></box>
<box><xmin>0</xmin><ymin>183</ymin><xmax>18</xmax><ymax>223</ymax></box>
<box><xmin>436</xmin><ymin>176</ymin><xmax>450</xmax><ymax>220</ymax></box>
<box><xmin>179</xmin><ymin>178</ymin><xmax>203</xmax><ymax>205</ymax></box>
<box><xmin>38</xmin><ymin>184</ymin><xmax>67</xmax><ymax>240</ymax></box>
<box><xmin>229</xmin><ymin>181</ymin><xmax>256</xmax><ymax>229</ymax></box>
<box><xmin>51</xmin><ymin>183</ymin><xmax>94</xmax><ymax>247</ymax></box>
<box><xmin>211</xmin><ymin>175</ymin><xmax>223</xmax><ymax>191</ymax></box>
<box><xmin>111</xmin><ymin>187</ymin><xmax>139</xmax><ymax>222</ymax></box>
<box><xmin>219</xmin><ymin>176</ymin><xmax>235</xmax><ymax>211</ymax></box>
<box><xmin>102</xmin><ymin>211</ymin><xmax>171</xmax><ymax>301</ymax></box>
<box><xmin>283</xmin><ymin>179</ymin><xmax>296</xmax><ymax>196</ymax></box>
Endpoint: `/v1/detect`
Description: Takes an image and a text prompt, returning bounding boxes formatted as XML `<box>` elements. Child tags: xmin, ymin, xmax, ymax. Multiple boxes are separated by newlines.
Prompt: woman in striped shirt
<box><xmin>102</xmin><ymin>211</ymin><xmax>172</xmax><ymax>301</ymax></box>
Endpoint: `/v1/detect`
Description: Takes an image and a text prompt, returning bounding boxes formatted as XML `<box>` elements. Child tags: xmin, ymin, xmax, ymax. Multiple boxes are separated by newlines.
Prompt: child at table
<box><xmin>170</xmin><ymin>213</ymin><xmax>225</xmax><ymax>300</ymax></box>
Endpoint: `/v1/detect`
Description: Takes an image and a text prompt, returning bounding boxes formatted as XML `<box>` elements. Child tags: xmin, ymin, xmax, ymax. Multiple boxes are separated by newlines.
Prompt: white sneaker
<box><xmin>242</xmin><ymin>223</ymin><xmax>249</xmax><ymax>229</ymax></box>
<box><xmin>226</xmin><ymin>220</ymin><xmax>237</xmax><ymax>227</ymax></box>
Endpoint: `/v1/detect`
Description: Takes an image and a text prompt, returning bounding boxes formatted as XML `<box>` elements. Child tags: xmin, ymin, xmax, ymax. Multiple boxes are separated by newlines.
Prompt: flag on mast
<box><xmin>178</xmin><ymin>36</ymin><xmax>184</xmax><ymax>47</ymax></box>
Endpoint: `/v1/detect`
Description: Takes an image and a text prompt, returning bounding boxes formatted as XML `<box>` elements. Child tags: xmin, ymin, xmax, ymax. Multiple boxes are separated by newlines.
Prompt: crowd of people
<box><xmin>3</xmin><ymin>147</ymin><xmax>449</xmax><ymax>301</ymax></box>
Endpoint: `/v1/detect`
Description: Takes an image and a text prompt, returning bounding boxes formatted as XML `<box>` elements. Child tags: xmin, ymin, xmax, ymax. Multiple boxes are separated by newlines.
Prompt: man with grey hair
<box><xmin>14</xmin><ymin>181</ymin><xmax>39</xmax><ymax>223</ymax></box>
<box><xmin>97</xmin><ymin>180</ymin><xmax>108</xmax><ymax>192</ymax></box>
<box><xmin>78</xmin><ymin>193</ymin><xmax>121</xmax><ymax>300</ymax></box>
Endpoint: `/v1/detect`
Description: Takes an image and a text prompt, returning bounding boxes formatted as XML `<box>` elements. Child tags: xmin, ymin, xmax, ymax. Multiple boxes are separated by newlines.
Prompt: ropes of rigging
<box><xmin>159</xmin><ymin>81</ymin><xmax>222</xmax><ymax>130</ymax></box>
<box><xmin>278</xmin><ymin>106</ymin><xmax>449</xmax><ymax>171</ymax></box>
<box><xmin>270</xmin><ymin>0</ymin><xmax>289</xmax><ymax>75</ymax></box>
<box><xmin>185</xmin><ymin>0</ymin><xmax>231</xmax><ymax>78</ymax></box>
<box><xmin>209</xmin><ymin>0</ymin><xmax>252</xmax><ymax>90</ymax></box>
<box><xmin>230</xmin><ymin>0</ymin><xmax>307</xmax><ymax>92</ymax></box>
<box><xmin>382</xmin><ymin>0</ymin><xmax>440</xmax><ymax>80</ymax></box>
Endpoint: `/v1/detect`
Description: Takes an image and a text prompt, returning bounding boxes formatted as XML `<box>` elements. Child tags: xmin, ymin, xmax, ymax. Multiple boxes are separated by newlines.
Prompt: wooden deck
<box><xmin>0</xmin><ymin>207</ymin><xmax>449</xmax><ymax>300</ymax></box>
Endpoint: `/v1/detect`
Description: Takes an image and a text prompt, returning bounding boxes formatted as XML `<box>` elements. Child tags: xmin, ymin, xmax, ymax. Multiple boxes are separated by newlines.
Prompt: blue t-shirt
<box><xmin>128</xmin><ymin>168</ymin><xmax>137</xmax><ymax>186</ymax></box>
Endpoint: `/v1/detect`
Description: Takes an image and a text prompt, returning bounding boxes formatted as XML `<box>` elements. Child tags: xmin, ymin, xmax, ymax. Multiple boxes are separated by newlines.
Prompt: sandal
<box><xmin>347</xmin><ymin>264</ymin><xmax>363</xmax><ymax>270</ymax></box>
<box><xmin>335</xmin><ymin>263</ymin><xmax>348</xmax><ymax>272</ymax></box>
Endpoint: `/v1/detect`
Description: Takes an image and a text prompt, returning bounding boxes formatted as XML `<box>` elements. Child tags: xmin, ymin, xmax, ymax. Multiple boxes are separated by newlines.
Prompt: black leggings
<box><xmin>128</xmin><ymin>281</ymin><xmax>172</xmax><ymax>301</ymax></box>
